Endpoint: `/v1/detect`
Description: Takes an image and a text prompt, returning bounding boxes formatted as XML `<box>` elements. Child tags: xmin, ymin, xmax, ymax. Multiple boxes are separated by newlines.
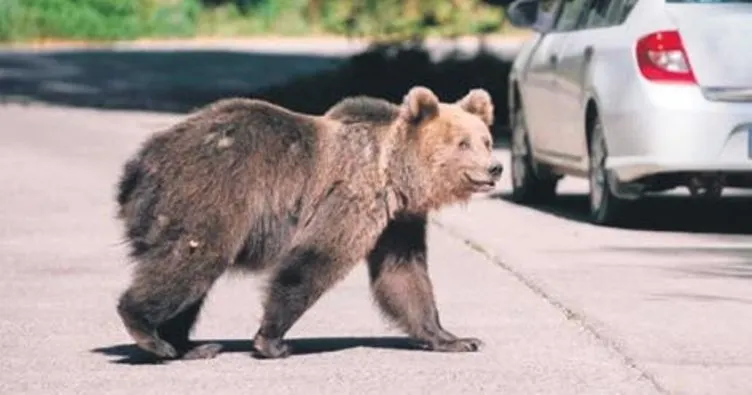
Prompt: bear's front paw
<box><xmin>181</xmin><ymin>343</ymin><xmax>223</xmax><ymax>360</ymax></box>
<box><xmin>427</xmin><ymin>337</ymin><xmax>484</xmax><ymax>353</ymax></box>
<box><xmin>252</xmin><ymin>335</ymin><xmax>291</xmax><ymax>359</ymax></box>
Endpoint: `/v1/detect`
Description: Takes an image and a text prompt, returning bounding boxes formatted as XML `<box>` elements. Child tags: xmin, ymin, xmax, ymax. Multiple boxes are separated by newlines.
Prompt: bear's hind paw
<box><xmin>181</xmin><ymin>343</ymin><xmax>223</xmax><ymax>360</ymax></box>
<box><xmin>136</xmin><ymin>337</ymin><xmax>178</xmax><ymax>359</ymax></box>
<box><xmin>425</xmin><ymin>337</ymin><xmax>484</xmax><ymax>353</ymax></box>
<box><xmin>251</xmin><ymin>336</ymin><xmax>291</xmax><ymax>359</ymax></box>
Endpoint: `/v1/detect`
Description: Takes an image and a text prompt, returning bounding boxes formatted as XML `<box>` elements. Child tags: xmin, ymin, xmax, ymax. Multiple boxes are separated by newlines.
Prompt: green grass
<box><xmin>0</xmin><ymin>0</ymin><xmax>512</xmax><ymax>43</ymax></box>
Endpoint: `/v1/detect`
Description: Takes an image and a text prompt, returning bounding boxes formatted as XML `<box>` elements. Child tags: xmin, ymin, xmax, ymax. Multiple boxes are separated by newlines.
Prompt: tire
<box><xmin>587</xmin><ymin>116</ymin><xmax>626</xmax><ymax>226</ymax></box>
<box><xmin>510</xmin><ymin>107</ymin><xmax>558</xmax><ymax>204</ymax></box>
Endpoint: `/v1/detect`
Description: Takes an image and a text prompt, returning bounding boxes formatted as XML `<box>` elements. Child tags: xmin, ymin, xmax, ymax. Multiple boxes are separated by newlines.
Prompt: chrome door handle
<box><xmin>584</xmin><ymin>46</ymin><xmax>593</xmax><ymax>59</ymax></box>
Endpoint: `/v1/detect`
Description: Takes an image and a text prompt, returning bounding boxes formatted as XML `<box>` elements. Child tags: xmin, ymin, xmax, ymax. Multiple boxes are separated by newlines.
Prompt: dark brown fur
<box><xmin>115</xmin><ymin>86</ymin><xmax>502</xmax><ymax>360</ymax></box>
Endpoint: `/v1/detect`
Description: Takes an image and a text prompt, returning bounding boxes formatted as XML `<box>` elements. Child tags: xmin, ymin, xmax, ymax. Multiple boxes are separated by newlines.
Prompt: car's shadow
<box><xmin>492</xmin><ymin>191</ymin><xmax>752</xmax><ymax>235</ymax></box>
<box><xmin>91</xmin><ymin>336</ymin><xmax>424</xmax><ymax>365</ymax></box>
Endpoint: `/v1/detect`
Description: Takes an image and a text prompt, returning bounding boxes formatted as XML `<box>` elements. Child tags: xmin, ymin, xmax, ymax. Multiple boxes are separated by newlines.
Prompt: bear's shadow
<box><xmin>91</xmin><ymin>336</ymin><xmax>423</xmax><ymax>365</ymax></box>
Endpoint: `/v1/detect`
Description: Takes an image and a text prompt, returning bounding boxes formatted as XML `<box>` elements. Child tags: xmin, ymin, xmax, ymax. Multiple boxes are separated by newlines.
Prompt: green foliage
<box><xmin>0</xmin><ymin>0</ymin><xmax>204</xmax><ymax>41</ymax></box>
<box><xmin>0</xmin><ymin>0</ymin><xmax>25</xmax><ymax>41</ymax></box>
<box><xmin>0</xmin><ymin>0</ymin><xmax>509</xmax><ymax>42</ymax></box>
<box><xmin>142</xmin><ymin>0</ymin><xmax>202</xmax><ymax>37</ymax></box>
<box><xmin>29</xmin><ymin>0</ymin><xmax>143</xmax><ymax>39</ymax></box>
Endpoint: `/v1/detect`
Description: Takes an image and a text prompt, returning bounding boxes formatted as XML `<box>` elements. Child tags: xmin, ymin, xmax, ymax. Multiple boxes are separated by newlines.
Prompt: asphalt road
<box><xmin>0</xmin><ymin>37</ymin><xmax>523</xmax><ymax>115</ymax></box>
<box><xmin>0</xmin><ymin>104</ymin><xmax>661</xmax><ymax>395</ymax></box>
<box><xmin>2</xmin><ymin>101</ymin><xmax>752</xmax><ymax>395</ymax></box>
<box><xmin>1</xmin><ymin>38</ymin><xmax>751</xmax><ymax>395</ymax></box>
<box><xmin>436</xmin><ymin>157</ymin><xmax>752</xmax><ymax>395</ymax></box>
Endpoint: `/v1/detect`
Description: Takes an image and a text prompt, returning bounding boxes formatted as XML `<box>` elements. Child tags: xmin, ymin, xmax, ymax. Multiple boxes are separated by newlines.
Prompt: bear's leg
<box><xmin>252</xmin><ymin>246</ymin><xmax>353</xmax><ymax>359</ymax></box>
<box><xmin>117</xmin><ymin>257</ymin><xmax>225</xmax><ymax>360</ymax></box>
<box><xmin>366</xmin><ymin>215</ymin><xmax>483</xmax><ymax>353</ymax></box>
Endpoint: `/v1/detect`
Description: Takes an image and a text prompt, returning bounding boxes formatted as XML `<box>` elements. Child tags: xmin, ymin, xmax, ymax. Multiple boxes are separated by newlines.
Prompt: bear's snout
<box><xmin>487</xmin><ymin>161</ymin><xmax>503</xmax><ymax>179</ymax></box>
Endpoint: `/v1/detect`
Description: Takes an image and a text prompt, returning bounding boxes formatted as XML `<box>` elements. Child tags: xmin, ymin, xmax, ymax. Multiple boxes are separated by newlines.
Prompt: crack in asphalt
<box><xmin>430</xmin><ymin>218</ymin><xmax>671</xmax><ymax>395</ymax></box>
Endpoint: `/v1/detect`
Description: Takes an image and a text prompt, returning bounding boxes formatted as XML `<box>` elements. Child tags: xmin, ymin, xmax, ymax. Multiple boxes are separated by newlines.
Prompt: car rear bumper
<box><xmin>607</xmin><ymin>157</ymin><xmax>752</xmax><ymax>183</ymax></box>
<box><xmin>601</xmin><ymin>83</ymin><xmax>752</xmax><ymax>183</ymax></box>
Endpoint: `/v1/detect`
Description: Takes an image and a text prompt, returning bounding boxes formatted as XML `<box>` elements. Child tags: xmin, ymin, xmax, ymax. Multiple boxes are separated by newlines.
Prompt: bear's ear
<box><xmin>400</xmin><ymin>86</ymin><xmax>439</xmax><ymax>125</ymax></box>
<box><xmin>457</xmin><ymin>88</ymin><xmax>494</xmax><ymax>126</ymax></box>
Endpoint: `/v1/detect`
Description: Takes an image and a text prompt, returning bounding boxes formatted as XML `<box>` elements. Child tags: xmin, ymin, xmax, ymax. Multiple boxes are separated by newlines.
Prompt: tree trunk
<box><xmin>306</xmin><ymin>0</ymin><xmax>321</xmax><ymax>24</ymax></box>
<box><xmin>404</xmin><ymin>0</ymin><xmax>420</xmax><ymax>18</ymax></box>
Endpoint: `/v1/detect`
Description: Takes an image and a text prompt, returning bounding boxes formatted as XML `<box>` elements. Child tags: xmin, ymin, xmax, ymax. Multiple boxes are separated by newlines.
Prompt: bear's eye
<box><xmin>458</xmin><ymin>139</ymin><xmax>471</xmax><ymax>150</ymax></box>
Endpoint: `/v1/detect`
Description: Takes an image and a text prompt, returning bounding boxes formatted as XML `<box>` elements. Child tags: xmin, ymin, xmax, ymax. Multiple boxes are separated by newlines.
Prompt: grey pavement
<box><xmin>435</xmin><ymin>150</ymin><xmax>752</xmax><ymax>395</ymax></box>
<box><xmin>0</xmin><ymin>35</ymin><xmax>526</xmax><ymax>59</ymax></box>
<box><xmin>0</xmin><ymin>104</ymin><xmax>661</xmax><ymax>394</ymax></box>
<box><xmin>0</xmin><ymin>37</ymin><xmax>523</xmax><ymax>114</ymax></box>
<box><xmin>1</xmin><ymin>37</ymin><xmax>751</xmax><ymax>395</ymax></box>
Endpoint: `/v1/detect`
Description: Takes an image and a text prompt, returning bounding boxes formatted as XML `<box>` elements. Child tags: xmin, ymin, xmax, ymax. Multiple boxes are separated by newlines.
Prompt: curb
<box><xmin>0</xmin><ymin>34</ymin><xmax>532</xmax><ymax>53</ymax></box>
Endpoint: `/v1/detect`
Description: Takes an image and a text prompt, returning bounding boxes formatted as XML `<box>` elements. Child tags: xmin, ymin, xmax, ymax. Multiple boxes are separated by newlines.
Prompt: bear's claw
<box><xmin>252</xmin><ymin>336</ymin><xmax>291</xmax><ymax>359</ymax></box>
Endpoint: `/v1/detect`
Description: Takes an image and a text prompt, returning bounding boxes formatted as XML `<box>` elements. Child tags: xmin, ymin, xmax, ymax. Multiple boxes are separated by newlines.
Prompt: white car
<box><xmin>504</xmin><ymin>0</ymin><xmax>752</xmax><ymax>225</ymax></box>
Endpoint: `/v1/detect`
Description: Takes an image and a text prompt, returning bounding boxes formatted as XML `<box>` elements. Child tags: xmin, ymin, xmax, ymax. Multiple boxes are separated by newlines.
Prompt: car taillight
<box><xmin>635</xmin><ymin>30</ymin><xmax>697</xmax><ymax>84</ymax></box>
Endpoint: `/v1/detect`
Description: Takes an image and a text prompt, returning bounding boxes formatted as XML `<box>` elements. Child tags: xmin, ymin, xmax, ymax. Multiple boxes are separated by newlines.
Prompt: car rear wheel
<box><xmin>588</xmin><ymin>116</ymin><xmax>626</xmax><ymax>226</ymax></box>
<box><xmin>510</xmin><ymin>107</ymin><xmax>558</xmax><ymax>204</ymax></box>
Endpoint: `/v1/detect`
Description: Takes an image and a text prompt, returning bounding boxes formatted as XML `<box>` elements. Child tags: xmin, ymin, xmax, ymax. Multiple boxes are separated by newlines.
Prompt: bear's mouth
<box><xmin>464</xmin><ymin>174</ymin><xmax>496</xmax><ymax>192</ymax></box>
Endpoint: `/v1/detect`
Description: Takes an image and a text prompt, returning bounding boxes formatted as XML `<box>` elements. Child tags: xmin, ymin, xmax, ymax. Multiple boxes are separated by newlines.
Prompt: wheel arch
<box><xmin>584</xmin><ymin>95</ymin><xmax>642</xmax><ymax>201</ymax></box>
<box><xmin>584</xmin><ymin>98</ymin><xmax>599</xmax><ymax>153</ymax></box>
<box><xmin>508</xmin><ymin>77</ymin><xmax>522</xmax><ymax>131</ymax></box>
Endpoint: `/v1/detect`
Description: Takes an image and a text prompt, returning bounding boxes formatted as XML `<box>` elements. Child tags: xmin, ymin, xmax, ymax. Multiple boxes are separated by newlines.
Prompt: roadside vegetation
<box><xmin>0</xmin><ymin>0</ymin><xmax>515</xmax><ymax>43</ymax></box>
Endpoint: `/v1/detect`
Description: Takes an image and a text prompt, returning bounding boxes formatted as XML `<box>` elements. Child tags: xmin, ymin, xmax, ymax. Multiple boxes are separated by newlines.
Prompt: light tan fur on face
<box><xmin>391</xmin><ymin>86</ymin><xmax>498</xmax><ymax>213</ymax></box>
<box><xmin>456</xmin><ymin>88</ymin><xmax>494</xmax><ymax>127</ymax></box>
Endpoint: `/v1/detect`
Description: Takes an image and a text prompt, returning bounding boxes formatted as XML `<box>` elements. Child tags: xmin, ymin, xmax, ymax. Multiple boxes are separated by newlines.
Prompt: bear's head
<box><xmin>397</xmin><ymin>86</ymin><xmax>503</xmax><ymax>211</ymax></box>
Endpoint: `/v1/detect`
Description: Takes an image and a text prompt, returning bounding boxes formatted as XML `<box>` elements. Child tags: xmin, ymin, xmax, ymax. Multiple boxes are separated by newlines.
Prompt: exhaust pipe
<box><xmin>687</xmin><ymin>173</ymin><xmax>724</xmax><ymax>198</ymax></box>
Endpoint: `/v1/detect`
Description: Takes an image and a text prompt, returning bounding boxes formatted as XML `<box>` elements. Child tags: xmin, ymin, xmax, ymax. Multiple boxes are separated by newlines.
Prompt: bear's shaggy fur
<box><xmin>115</xmin><ymin>86</ymin><xmax>502</xmax><ymax>360</ymax></box>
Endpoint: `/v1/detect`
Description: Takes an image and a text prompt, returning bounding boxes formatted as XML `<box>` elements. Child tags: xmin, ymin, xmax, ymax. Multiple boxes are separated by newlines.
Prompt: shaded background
<box><xmin>0</xmin><ymin>0</ymin><xmax>523</xmax><ymax>145</ymax></box>
<box><xmin>0</xmin><ymin>39</ymin><xmax>517</xmax><ymax>134</ymax></box>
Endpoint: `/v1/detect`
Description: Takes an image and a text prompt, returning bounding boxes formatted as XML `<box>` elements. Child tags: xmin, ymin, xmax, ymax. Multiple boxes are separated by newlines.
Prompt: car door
<box><xmin>552</xmin><ymin>0</ymin><xmax>635</xmax><ymax>162</ymax></box>
<box><xmin>516</xmin><ymin>0</ymin><xmax>567</xmax><ymax>156</ymax></box>
<box><xmin>552</xmin><ymin>0</ymin><xmax>610</xmax><ymax>161</ymax></box>
<box><xmin>533</xmin><ymin>0</ymin><xmax>594</xmax><ymax>162</ymax></box>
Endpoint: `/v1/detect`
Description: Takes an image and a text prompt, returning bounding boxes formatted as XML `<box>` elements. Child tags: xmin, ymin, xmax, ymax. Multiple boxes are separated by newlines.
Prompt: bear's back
<box><xmin>188</xmin><ymin>98</ymin><xmax>321</xmax><ymax>157</ymax></box>
<box><xmin>123</xmin><ymin>98</ymin><xmax>325</xmax><ymax>228</ymax></box>
<box><xmin>325</xmin><ymin>96</ymin><xmax>399</xmax><ymax>126</ymax></box>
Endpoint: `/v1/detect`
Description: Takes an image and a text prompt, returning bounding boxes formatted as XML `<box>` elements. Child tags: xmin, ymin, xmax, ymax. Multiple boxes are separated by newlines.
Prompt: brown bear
<box><xmin>114</xmin><ymin>85</ymin><xmax>503</xmax><ymax>361</ymax></box>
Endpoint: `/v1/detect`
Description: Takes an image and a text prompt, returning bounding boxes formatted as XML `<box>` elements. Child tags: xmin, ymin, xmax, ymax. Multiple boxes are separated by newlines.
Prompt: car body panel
<box><xmin>664</xmin><ymin>4</ymin><xmax>752</xmax><ymax>91</ymax></box>
<box><xmin>603</xmin><ymin>82</ymin><xmax>752</xmax><ymax>181</ymax></box>
<box><xmin>517</xmin><ymin>34</ymin><xmax>570</xmax><ymax>156</ymax></box>
<box><xmin>544</xmin><ymin>31</ymin><xmax>589</xmax><ymax>163</ymax></box>
<box><xmin>553</xmin><ymin>27</ymin><xmax>630</xmax><ymax>166</ymax></box>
